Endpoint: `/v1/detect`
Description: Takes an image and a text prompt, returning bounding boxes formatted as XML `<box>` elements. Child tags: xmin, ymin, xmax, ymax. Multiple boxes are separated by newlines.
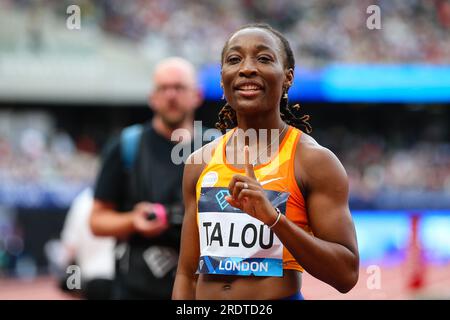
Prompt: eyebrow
<box><xmin>227</xmin><ymin>44</ymin><xmax>276</xmax><ymax>54</ymax></box>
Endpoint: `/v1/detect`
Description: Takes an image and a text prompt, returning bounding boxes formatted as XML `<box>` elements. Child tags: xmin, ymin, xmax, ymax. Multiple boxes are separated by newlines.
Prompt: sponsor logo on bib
<box><xmin>201</xmin><ymin>171</ymin><xmax>218</xmax><ymax>187</ymax></box>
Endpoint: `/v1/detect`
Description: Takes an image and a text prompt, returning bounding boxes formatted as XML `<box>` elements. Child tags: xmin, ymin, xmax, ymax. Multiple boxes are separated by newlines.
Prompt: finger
<box><xmin>233</xmin><ymin>181</ymin><xmax>255</xmax><ymax>200</ymax></box>
<box><xmin>232</xmin><ymin>181</ymin><xmax>241</xmax><ymax>201</ymax></box>
<box><xmin>225</xmin><ymin>195</ymin><xmax>242</xmax><ymax>210</ymax></box>
<box><xmin>244</xmin><ymin>145</ymin><xmax>256</xmax><ymax>179</ymax></box>
<box><xmin>143</xmin><ymin>205</ymin><xmax>154</xmax><ymax>216</ymax></box>
<box><xmin>237</xmin><ymin>189</ymin><xmax>262</xmax><ymax>202</ymax></box>
<box><xmin>228</xmin><ymin>175</ymin><xmax>238</xmax><ymax>195</ymax></box>
<box><xmin>135</xmin><ymin>202</ymin><xmax>152</xmax><ymax>213</ymax></box>
<box><xmin>228</xmin><ymin>174</ymin><xmax>247</xmax><ymax>196</ymax></box>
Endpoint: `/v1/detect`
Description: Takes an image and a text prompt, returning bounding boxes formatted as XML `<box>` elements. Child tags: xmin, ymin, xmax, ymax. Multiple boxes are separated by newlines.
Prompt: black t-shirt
<box><xmin>94</xmin><ymin>123</ymin><xmax>210</xmax><ymax>299</ymax></box>
<box><xmin>95</xmin><ymin>125</ymin><xmax>187</xmax><ymax>213</ymax></box>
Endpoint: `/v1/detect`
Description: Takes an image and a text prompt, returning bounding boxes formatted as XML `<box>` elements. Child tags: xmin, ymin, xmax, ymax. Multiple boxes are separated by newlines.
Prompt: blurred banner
<box><xmin>201</xmin><ymin>64</ymin><xmax>450</xmax><ymax>102</ymax></box>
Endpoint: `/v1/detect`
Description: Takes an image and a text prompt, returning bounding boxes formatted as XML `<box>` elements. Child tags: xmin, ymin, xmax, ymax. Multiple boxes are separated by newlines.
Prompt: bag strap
<box><xmin>120</xmin><ymin>124</ymin><xmax>144</xmax><ymax>170</ymax></box>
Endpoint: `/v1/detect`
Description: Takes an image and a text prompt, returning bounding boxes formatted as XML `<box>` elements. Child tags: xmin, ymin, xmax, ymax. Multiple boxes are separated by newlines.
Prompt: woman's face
<box><xmin>221</xmin><ymin>28</ymin><xmax>293</xmax><ymax>115</ymax></box>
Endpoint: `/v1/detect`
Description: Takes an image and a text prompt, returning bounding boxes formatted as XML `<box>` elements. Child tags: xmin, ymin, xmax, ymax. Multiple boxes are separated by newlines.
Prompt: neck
<box><xmin>228</xmin><ymin>110</ymin><xmax>288</xmax><ymax>167</ymax></box>
<box><xmin>235</xmin><ymin>110</ymin><xmax>286</xmax><ymax>138</ymax></box>
<box><xmin>152</xmin><ymin>115</ymin><xmax>194</xmax><ymax>141</ymax></box>
<box><xmin>235</xmin><ymin>108</ymin><xmax>285</xmax><ymax>131</ymax></box>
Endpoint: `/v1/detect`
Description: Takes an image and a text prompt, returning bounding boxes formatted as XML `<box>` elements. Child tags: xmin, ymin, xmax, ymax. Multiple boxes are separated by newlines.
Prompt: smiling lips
<box><xmin>235</xmin><ymin>82</ymin><xmax>263</xmax><ymax>98</ymax></box>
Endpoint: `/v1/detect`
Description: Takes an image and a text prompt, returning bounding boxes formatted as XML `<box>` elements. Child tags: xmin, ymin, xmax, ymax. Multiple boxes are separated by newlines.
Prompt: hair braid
<box><xmin>280</xmin><ymin>92</ymin><xmax>312</xmax><ymax>134</ymax></box>
<box><xmin>215</xmin><ymin>102</ymin><xmax>237</xmax><ymax>134</ymax></box>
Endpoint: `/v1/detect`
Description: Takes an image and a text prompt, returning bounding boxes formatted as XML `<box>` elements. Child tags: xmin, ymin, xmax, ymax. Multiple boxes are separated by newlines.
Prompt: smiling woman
<box><xmin>173</xmin><ymin>23</ymin><xmax>359</xmax><ymax>300</ymax></box>
<box><xmin>216</xmin><ymin>24</ymin><xmax>312</xmax><ymax>135</ymax></box>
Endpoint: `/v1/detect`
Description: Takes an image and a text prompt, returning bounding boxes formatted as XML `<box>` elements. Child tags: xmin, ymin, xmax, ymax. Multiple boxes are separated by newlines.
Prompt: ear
<box><xmin>148</xmin><ymin>92</ymin><xmax>156</xmax><ymax>111</ymax></box>
<box><xmin>220</xmin><ymin>79</ymin><xmax>225</xmax><ymax>100</ymax></box>
<box><xmin>283</xmin><ymin>68</ymin><xmax>294</xmax><ymax>91</ymax></box>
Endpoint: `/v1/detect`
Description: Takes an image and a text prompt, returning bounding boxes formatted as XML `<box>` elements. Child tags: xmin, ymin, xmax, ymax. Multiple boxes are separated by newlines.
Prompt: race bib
<box><xmin>197</xmin><ymin>187</ymin><xmax>289</xmax><ymax>277</ymax></box>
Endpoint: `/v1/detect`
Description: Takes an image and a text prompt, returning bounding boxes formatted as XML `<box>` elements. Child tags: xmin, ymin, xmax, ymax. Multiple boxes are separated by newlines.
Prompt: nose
<box><xmin>239</xmin><ymin>58</ymin><xmax>257</xmax><ymax>78</ymax></box>
<box><xmin>162</xmin><ymin>87</ymin><xmax>178</xmax><ymax>100</ymax></box>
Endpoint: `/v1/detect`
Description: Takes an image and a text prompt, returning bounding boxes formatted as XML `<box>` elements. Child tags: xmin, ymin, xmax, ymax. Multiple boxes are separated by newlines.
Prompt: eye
<box><xmin>226</xmin><ymin>55</ymin><xmax>241</xmax><ymax>64</ymax></box>
<box><xmin>258</xmin><ymin>55</ymin><xmax>272</xmax><ymax>63</ymax></box>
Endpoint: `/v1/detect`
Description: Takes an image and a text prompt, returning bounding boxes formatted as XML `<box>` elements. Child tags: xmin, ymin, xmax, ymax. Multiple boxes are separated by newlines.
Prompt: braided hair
<box><xmin>216</xmin><ymin>23</ymin><xmax>312</xmax><ymax>135</ymax></box>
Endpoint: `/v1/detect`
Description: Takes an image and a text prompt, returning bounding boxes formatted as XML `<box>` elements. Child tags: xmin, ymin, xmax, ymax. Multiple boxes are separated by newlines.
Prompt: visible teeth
<box><xmin>239</xmin><ymin>84</ymin><xmax>260</xmax><ymax>90</ymax></box>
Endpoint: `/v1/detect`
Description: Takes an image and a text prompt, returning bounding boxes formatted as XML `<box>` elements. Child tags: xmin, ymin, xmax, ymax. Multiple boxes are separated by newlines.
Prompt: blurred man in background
<box><xmin>90</xmin><ymin>57</ymin><xmax>205</xmax><ymax>299</ymax></box>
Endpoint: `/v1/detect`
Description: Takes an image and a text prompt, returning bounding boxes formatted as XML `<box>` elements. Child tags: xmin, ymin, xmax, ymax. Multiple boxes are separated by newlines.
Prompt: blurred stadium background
<box><xmin>0</xmin><ymin>0</ymin><xmax>449</xmax><ymax>299</ymax></box>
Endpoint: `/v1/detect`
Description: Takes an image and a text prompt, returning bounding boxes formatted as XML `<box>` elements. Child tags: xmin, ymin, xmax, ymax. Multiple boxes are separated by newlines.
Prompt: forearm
<box><xmin>272</xmin><ymin>215</ymin><xmax>358</xmax><ymax>293</ymax></box>
<box><xmin>172</xmin><ymin>272</ymin><xmax>198</xmax><ymax>300</ymax></box>
<box><xmin>90</xmin><ymin>209</ymin><xmax>135</xmax><ymax>238</ymax></box>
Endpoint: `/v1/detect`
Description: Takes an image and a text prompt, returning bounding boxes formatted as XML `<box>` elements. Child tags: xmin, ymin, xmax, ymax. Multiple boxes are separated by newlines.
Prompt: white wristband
<box><xmin>268</xmin><ymin>207</ymin><xmax>282</xmax><ymax>229</ymax></box>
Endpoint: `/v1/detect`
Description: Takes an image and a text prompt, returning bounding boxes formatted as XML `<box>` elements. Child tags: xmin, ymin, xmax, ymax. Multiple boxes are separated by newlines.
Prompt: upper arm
<box><xmin>177</xmin><ymin>153</ymin><xmax>203</xmax><ymax>275</ymax></box>
<box><xmin>299</xmin><ymin>144</ymin><xmax>358</xmax><ymax>257</ymax></box>
<box><xmin>93</xmin><ymin>137</ymin><xmax>124</xmax><ymax>203</ymax></box>
<box><xmin>177</xmin><ymin>137</ymin><xmax>223</xmax><ymax>275</ymax></box>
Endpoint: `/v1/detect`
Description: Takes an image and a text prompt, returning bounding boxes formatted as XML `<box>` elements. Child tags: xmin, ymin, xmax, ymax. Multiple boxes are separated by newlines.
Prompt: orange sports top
<box><xmin>196</xmin><ymin>125</ymin><xmax>310</xmax><ymax>273</ymax></box>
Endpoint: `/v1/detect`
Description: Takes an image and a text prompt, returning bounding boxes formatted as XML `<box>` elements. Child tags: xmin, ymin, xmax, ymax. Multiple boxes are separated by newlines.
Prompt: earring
<box><xmin>221</xmin><ymin>93</ymin><xmax>225</xmax><ymax>100</ymax></box>
<box><xmin>283</xmin><ymin>89</ymin><xmax>289</xmax><ymax>111</ymax></box>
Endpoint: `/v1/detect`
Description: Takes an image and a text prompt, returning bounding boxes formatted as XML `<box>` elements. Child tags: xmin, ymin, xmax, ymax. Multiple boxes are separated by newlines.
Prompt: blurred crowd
<box><xmin>3</xmin><ymin>0</ymin><xmax>449</xmax><ymax>66</ymax></box>
<box><xmin>329</xmin><ymin>133</ymin><xmax>450</xmax><ymax>209</ymax></box>
<box><xmin>0</xmin><ymin>112</ymin><xmax>98</xmax><ymax>209</ymax></box>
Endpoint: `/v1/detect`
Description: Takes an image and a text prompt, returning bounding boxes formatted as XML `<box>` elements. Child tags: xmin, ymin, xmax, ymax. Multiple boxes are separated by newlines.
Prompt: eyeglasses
<box><xmin>155</xmin><ymin>84</ymin><xmax>191</xmax><ymax>94</ymax></box>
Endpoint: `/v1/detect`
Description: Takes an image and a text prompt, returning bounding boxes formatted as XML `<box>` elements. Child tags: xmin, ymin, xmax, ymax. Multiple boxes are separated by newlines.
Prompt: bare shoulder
<box><xmin>296</xmin><ymin>132</ymin><xmax>348</xmax><ymax>189</ymax></box>
<box><xmin>184</xmin><ymin>134</ymin><xmax>224</xmax><ymax>183</ymax></box>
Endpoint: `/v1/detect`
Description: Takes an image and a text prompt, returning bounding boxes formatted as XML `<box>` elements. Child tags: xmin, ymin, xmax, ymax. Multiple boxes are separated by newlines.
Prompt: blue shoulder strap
<box><xmin>120</xmin><ymin>124</ymin><xmax>144</xmax><ymax>170</ymax></box>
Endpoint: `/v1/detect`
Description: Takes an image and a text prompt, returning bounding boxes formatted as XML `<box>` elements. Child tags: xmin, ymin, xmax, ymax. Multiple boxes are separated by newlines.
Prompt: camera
<box><xmin>146</xmin><ymin>204</ymin><xmax>184</xmax><ymax>226</ymax></box>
